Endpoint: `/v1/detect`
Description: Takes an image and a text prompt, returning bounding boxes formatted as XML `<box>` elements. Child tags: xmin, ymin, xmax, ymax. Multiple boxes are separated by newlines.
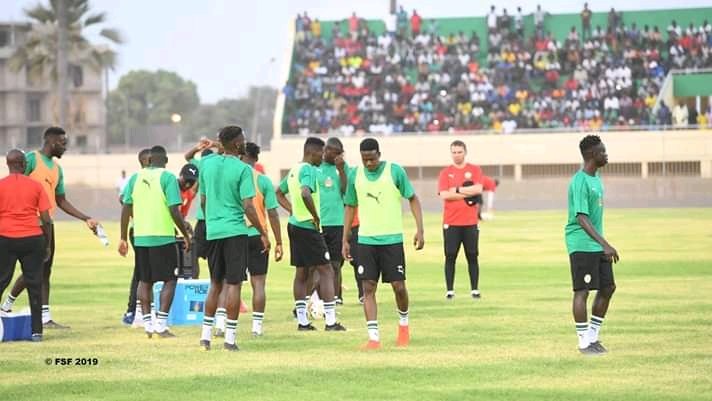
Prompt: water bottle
<box><xmin>96</xmin><ymin>224</ymin><xmax>109</xmax><ymax>247</ymax></box>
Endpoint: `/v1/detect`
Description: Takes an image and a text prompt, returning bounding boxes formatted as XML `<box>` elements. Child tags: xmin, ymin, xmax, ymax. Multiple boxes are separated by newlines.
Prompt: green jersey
<box><xmin>565</xmin><ymin>170</ymin><xmax>605</xmax><ymax>254</ymax></box>
<box><xmin>122</xmin><ymin>168</ymin><xmax>181</xmax><ymax>247</ymax></box>
<box><xmin>317</xmin><ymin>161</ymin><xmax>348</xmax><ymax>227</ymax></box>
<box><xmin>279</xmin><ymin>163</ymin><xmax>319</xmax><ymax>231</ymax></box>
<box><xmin>199</xmin><ymin>154</ymin><xmax>255</xmax><ymax>240</ymax></box>
<box><xmin>344</xmin><ymin>161</ymin><xmax>414</xmax><ymax>245</ymax></box>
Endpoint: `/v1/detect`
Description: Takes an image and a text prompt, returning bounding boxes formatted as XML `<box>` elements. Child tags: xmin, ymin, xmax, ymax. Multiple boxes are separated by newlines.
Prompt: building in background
<box><xmin>0</xmin><ymin>22</ymin><xmax>105</xmax><ymax>152</ymax></box>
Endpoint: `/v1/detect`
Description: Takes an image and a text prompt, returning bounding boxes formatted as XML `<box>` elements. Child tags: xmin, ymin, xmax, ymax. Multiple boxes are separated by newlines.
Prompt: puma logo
<box><xmin>366</xmin><ymin>192</ymin><xmax>381</xmax><ymax>204</ymax></box>
<box><xmin>44</xmin><ymin>178</ymin><xmax>53</xmax><ymax>186</ymax></box>
<box><xmin>142</xmin><ymin>179</ymin><xmax>151</xmax><ymax>188</ymax></box>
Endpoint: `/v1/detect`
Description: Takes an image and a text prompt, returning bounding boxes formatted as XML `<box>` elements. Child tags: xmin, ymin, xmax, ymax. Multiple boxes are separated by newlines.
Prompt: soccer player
<box><xmin>118</xmin><ymin>146</ymin><xmax>192</xmax><ymax>338</ymax></box>
<box><xmin>342</xmin><ymin>138</ymin><xmax>425</xmax><ymax>349</ymax></box>
<box><xmin>437</xmin><ymin>140</ymin><xmax>498</xmax><ymax>300</ymax></box>
<box><xmin>566</xmin><ymin>135</ymin><xmax>619</xmax><ymax>355</ymax></box>
<box><xmin>1</xmin><ymin>127</ymin><xmax>99</xmax><ymax>329</ymax></box>
<box><xmin>276</xmin><ymin>137</ymin><xmax>346</xmax><ymax>332</ymax></box>
<box><xmin>317</xmin><ymin>137</ymin><xmax>349</xmax><ymax>304</ymax></box>
<box><xmin>184</xmin><ymin>140</ymin><xmax>219</xmax><ymax>280</ymax></box>
<box><xmin>0</xmin><ymin>149</ymin><xmax>53</xmax><ymax>341</ymax></box>
<box><xmin>121</xmin><ymin>148</ymin><xmax>151</xmax><ymax>325</ymax></box>
<box><xmin>241</xmin><ymin>142</ymin><xmax>283</xmax><ymax>336</ymax></box>
<box><xmin>178</xmin><ymin>163</ymin><xmax>199</xmax><ymax>219</ymax></box>
<box><xmin>198</xmin><ymin>126</ymin><xmax>270</xmax><ymax>351</ymax></box>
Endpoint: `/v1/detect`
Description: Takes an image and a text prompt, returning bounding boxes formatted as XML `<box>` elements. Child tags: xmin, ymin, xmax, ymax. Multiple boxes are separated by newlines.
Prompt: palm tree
<box><xmin>8</xmin><ymin>0</ymin><xmax>122</xmax><ymax>130</ymax></box>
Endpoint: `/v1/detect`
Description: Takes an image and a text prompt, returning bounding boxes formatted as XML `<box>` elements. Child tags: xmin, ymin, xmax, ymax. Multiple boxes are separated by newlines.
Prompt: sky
<box><xmin>2</xmin><ymin>0</ymin><xmax>709</xmax><ymax>103</ymax></box>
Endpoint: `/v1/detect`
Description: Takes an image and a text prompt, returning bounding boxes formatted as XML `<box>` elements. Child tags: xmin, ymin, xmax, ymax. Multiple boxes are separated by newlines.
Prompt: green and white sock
<box><xmin>143</xmin><ymin>314</ymin><xmax>153</xmax><ymax>334</ymax></box>
<box><xmin>588</xmin><ymin>315</ymin><xmax>604</xmax><ymax>343</ymax></box>
<box><xmin>295</xmin><ymin>300</ymin><xmax>309</xmax><ymax>326</ymax></box>
<box><xmin>1</xmin><ymin>294</ymin><xmax>16</xmax><ymax>311</ymax></box>
<box><xmin>201</xmin><ymin>316</ymin><xmax>214</xmax><ymax>341</ymax></box>
<box><xmin>215</xmin><ymin>308</ymin><xmax>227</xmax><ymax>330</ymax></box>
<box><xmin>252</xmin><ymin>312</ymin><xmax>264</xmax><ymax>334</ymax></box>
<box><xmin>225</xmin><ymin>319</ymin><xmax>238</xmax><ymax>345</ymax></box>
<box><xmin>576</xmin><ymin>322</ymin><xmax>589</xmax><ymax>349</ymax></box>
<box><xmin>156</xmin><ymin>311</ymin><xmax>169</xmax><ymax>333</ymax></box>
<box><xmin>398</xmin><ymin>309</ymin><xmax>409</xmax><ymax>327</ymax></box>
<box><xmin>324</xmin><ymin>301</ymin><xmax>336</xmax><ymax>325</ymax></box>
<box><xmin>367</xmin><ymin>320</ymin><xmax>379</xmax><ymax>342</ymax></box>
<box><xmin>42</xmin><ymin>305</ymin><xmax>51</xmax><ymax>323</ymax></box>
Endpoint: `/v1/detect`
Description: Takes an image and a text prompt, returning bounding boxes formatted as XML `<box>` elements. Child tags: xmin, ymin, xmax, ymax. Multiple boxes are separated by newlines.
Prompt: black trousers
<box><xmin>125</xmin><ymin>228</ymin><xmax>140</xmax><ymax>314</ymax></box>
<box><xmin>443</xmin><ymin>225</ymin><xmax>480</xmax><ymax>291</ymax></box>
<box><xmin>0</xmin><ymin>235</ymin><xmax>46</xmax><ymax>334</ymax></box>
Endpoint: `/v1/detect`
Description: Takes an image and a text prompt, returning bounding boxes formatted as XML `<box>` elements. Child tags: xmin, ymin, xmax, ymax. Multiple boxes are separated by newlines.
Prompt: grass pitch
<box><xmin>1</xmin><ymin>209</ymin><xmax>711</xmax><ymax>401</ymax></box>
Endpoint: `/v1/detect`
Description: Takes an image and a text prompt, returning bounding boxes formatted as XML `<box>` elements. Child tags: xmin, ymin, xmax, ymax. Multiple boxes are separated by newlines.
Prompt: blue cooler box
<box><xmin>0</xmin><ymin>312</ymin><xmax>32</xmax><ymax>341</ymax></box>
<box><xmin>153</xmin><ymin>279</ymin><xmax>210</xmax><ymax>326</ymax></box>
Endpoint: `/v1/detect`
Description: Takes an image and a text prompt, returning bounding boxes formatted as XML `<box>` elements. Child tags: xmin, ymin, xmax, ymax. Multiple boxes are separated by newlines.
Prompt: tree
<box><xmin>183</xmin><ymin>86</ymin><xmax>277</xmax><ymax>147</ymax></box>
<box><xmin>9</xmin><ymin>0</ymin><xmax>123</xmax><ymax>130</ymax></box>
<box><xmin>106</xmin><ymin>70</ymin><xmax>200</xmax><ymax>146</ymax></box>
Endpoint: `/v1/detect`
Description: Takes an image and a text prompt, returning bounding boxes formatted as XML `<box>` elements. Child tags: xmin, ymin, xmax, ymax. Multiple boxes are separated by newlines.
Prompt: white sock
<box><xmin>215</xmin><ymin>308</ymin><xmax>227</xmax><ymax>330</ymax></box>
<box><xmin>367</xmin><ymin>320</ymin><xmax>379</xmax><ymax>342</ymax></box>
<box><xmin>252</xmin><ymin>312</ymin><xmax>264</xmax><ymax>334</ymax></box>
<box><xmin>201</xmin><ymin>316</ymin><xmax>214</xmax><ymax>341</ymax></box>
<box><xmin>42</xmin><ymin>305</ymin><xmax>51</xmax><ymax>323</ymax></box>
<box><xmin>324</xmin><ymin>301</ymin><xmax>336</xmax><ymax>325</ymax></box>
<box><xmin>295</xmin><ymin>300</ymin><xmax>309</xmax><ymax>325</ymax></box>
<box><xmin>1</xmin><ymin>294</ymin><xmax>16</xmax><ymax>311</ymax></box>
<box><xmin>143</xmin><ymin>314</ymin><xmax>153</xmax><ymax>334</ymax></box>
<box><xmin>155</xmin><ymin>311</ymin><xmax>169</xmax><ymax>333</ymax></box>
<box><xmin>471</xmin><ymin>289</ymin><xmax>480</xmax><ymax>296</ymax></box>
<box><xmin>576</xmin><ymin>322</ymin><xmax>589</xmax><ymax>349</ymax></box>
<box><xmin>398</xmin><ymin>309</ymin><xmax>409</xmax><ymax>327</ymax></box>
<box><xmin>225</xmin><ymin>319</ymin><xmax>238</xmax><ymax>345</ymax></box>
<box><xmin>446</xmin><ymin>290</ymin><xmax>455</xmax><ymax>297</ymax></box>
<box><xmin>588</xmin><ymin>315</ymin><xmax>604</xmax><ymax>343</ymax></box>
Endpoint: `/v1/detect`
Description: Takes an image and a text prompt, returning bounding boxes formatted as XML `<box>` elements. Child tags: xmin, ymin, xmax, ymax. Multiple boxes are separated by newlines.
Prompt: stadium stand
<box><xmin>282</xmin><ymin>7</ymin><xmax>712</xmax><ymax>135</ymax></box>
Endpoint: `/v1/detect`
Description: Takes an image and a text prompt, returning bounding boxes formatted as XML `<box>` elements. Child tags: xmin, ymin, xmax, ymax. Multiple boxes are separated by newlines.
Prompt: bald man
<box><xmin>0</xmin><ymin>150</ymin><xmax>53</xmax><ymax>341</ymax></box>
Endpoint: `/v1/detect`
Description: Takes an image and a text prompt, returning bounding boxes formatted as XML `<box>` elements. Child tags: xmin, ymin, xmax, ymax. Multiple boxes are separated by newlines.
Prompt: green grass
<box><xmin>1</xmin><ymin>209</ymin><xmax>712</xmax><ymax>401</ymax></box>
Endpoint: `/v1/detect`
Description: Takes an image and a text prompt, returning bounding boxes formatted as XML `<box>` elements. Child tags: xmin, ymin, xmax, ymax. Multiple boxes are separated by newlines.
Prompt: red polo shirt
<box><xmin>0</xmin><ymin>174</ymin><xmax>51</xmax><ymax>238</ymax></box>
<box><xmin>438</xmin><ymin>164</ymin><xmax>497</xmax><ymax>226</ymax></box>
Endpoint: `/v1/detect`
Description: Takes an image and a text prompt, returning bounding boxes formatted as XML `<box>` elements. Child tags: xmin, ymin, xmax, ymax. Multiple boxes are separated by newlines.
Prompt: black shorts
<box><xmin>194</xmin><ymin>219</ymin><xmax>209</xmax><ymax>259</ymax></box>
<box><xmin>443</xmin><ymin>224</ymin><xmax>479</xmax><ymax>256</ymax></box>
<box><xmin>247</xmin><ymin>235</ymin><xmax>268</xmax><ymax>276</ymax></box>
<box><xmin>357</xmin><ymin>243</ymin><xmax>406</xmax><ymax>283</ymax></box>
<box><xmin>288</xmin><ymin>223</ymin><xmax>330</xmax><ymax>267</ymax></box>
<box><xmin>135</xmin><ymin>243</ymin><xmax>178</xmax><ymax>283</ymax></box>
<box><xmin>322</xmin><ymin>225</ymin><xmax>344</xmax><ymax>265</ymax></box>
<box><xmin>569</xmin><ymin>251</ymin><xmax>615</xmax><ymax>291</ymax></box>
<box><xmin>348</xmin><ymin>226</ymin><xmax>359</xmax><ymax>268</ymax></box>
<box><xmin>208</xmin><ymin>235</ymin><xmax>248</xmax><ymax>284</ymax></box>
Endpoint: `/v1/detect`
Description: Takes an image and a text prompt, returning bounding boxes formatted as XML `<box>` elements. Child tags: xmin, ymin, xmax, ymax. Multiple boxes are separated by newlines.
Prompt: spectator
<box><xmin>607</xmin><ymin>8</ymin><xmax>619</xmax><ymax>31</ymax></box>
<box><xmin>411</xmin><ymin>10</ymin><xmax>422</xmax><ymax>37</ymax></box>
<box><xmin>688</xmin><ymin>107</ymin><xmax>699</xmax><ymax>126</ymax></box>
<box><xmin>581</xmin><ymin>3</ymin><xmax>592</xmax><ymax>41</ymax></box>
<box><xmin>673</xmin><ymin>102</ymin><xmax>689</xmax><ymax>127</ymax></box>
<box><xmin>487</xmin><ymin>6</ymin><xmax>497</xmax><ymax>32</ymax></box>
<box><xmin>515</xmin><ymin>7</ymin><xmax>524</xmax><ymax>37</ymax></box>
<box><xmin>534</xmin><ymin>5</ymin><xmax>547</xmax><ymax>37</ymax></box>
<box><xmin>311</xmin><ymin>18</ymin><xmax>321</xmax><ymax>37</ymax></box>
<box><xmin>657</xmin><ymin>101</ymin><xmax>672</xmax><ymax>125</ymax></box>
<box><xmin>349</xmin><ymin>12</ymin><xmax>359</xmax><ymax>34</ymax></box>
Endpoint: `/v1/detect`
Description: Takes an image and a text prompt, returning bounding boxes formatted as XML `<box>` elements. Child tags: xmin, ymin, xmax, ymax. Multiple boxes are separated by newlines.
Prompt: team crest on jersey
<box><xmin>464</xmin><ymin>171</ymin><xmax>472</xmax><ymax>180</ymax></box>
<box><xmin>324</xmin><ymin>176</ymin><xmax>333</xmax><ymax>188</ymax></box>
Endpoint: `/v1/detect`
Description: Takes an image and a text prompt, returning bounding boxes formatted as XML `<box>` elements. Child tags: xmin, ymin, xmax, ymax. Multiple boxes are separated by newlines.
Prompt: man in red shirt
<box><xmin>0</xmin><ymin>149</ymin><xmax>53</xmax><ymax>341</ymax></box>
<box><xmin>437</xmin><ymin>140</ymin><xmax>497</xmax><ymax>300</ymax></box>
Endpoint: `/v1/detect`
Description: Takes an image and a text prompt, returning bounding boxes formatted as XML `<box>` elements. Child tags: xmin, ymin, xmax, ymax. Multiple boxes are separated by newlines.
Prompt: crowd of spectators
<box><xmin>284</xmin><ymin>6</ymin><xmax>712</xmax><ymax>135</ymax></box>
